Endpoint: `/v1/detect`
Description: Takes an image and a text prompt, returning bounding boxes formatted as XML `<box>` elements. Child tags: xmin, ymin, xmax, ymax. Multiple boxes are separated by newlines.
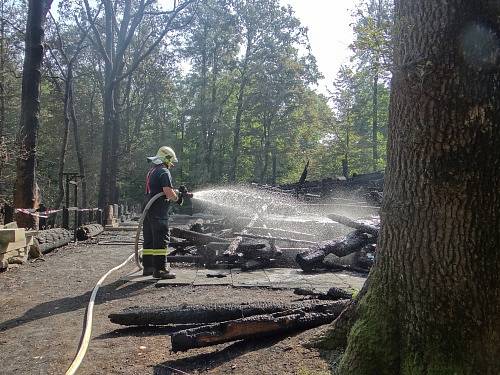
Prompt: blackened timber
<box><xmin>170</xmin><ymin>300</ymin><xmax>349</xmax><ymax>352</ymax></box>
<box><xmin>109</xmin><ymin>301</ymin><xmax>334</xmax><ymax>327</ymax></box>
<box><xmin>75</xmin><ymin>224</ymin><xmax>104</xmax><ymax>240</ymax></box>
<box><xmin>239</xmin><ymin>246</ymin><xmax>282</xmax><ymax>260</ymax></box>
<box><xmin>296</xmin><ymin>230</ymin><xmax>375</xmax><ymax>272</ymax></box>
<box><xmin>327</xmin><ymin>213</ymin><xmax>379</xmax><ymax>235</ymax></box>
<box><xmin>170</xmin><ymin>227</ymin><xmax>229</xmax><ymax>245</ymax></box>
<box><xmin>234</xmin><ymin>232</ymin><xmax>317</xmax><ymax>245</ymax></box>
<box><xmin>294</xmin><ymin>287</ymin><xmax>353</xmax><ymax>300</ymax></box>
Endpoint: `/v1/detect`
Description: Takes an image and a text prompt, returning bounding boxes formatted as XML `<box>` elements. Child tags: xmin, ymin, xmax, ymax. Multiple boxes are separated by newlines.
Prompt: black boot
<box><xmin>152</xmin><ymin>269</ymin><xmax>176</xmax><ymax>279</ymax></box>
<box><xmin>142</xmin><ymin>254</ymin><xmax>154</xmax><ymax>276</ymax></box>
<box><xmin>152</xmin><ymin>255</ymin><xmax>176</xmax><ymax>279</ymax></box>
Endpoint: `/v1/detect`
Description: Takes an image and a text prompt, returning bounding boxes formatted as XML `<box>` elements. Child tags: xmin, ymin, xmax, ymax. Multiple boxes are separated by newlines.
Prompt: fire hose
<box><xmin>65</xmin><ymin>191</ymin><xmax>166</xmax><ymax>375</ymax></box>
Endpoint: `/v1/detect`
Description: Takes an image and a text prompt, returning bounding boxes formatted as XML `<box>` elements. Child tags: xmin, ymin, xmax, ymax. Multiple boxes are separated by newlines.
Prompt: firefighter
<box><xmin>142</xmin><ymin>146</ymin><xmax>190</xmax><ymax>279</ymax></box>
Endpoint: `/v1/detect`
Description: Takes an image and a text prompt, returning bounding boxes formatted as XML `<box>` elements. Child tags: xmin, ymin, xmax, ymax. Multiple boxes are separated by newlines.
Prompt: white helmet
<box><xmin>147</xmin><ymin>146</ymin><xmax>178</xmax><ymax>165</ymax></box>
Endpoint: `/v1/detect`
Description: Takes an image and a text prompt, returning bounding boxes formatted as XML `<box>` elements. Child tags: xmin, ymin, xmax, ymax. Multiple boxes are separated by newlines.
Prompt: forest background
<box><xmin>0</xmin><ymin>0</ymin><xmax>393</xmax><ymax>209</ymax></box>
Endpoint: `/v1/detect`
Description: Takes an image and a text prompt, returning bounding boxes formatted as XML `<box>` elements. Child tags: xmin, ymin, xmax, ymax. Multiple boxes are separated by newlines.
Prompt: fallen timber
<box><xmin>75</xmin><ymin>223</ymin><xmax>104</xmax><ymax>240</ymax></box>
<box><xmin>35</xmin><ymin>228</ymin><xmax>73</xmax><ymax>254</ymax></box>
<box><xmin>234</xmin><ymin>232</ymin><xmax>317</xmax><ymax>245</ymax></box>
<box><xmin>170</xmin><ymin>300</ymin><xmax>349</xmax><ymax>352</ymax></box>
<box><xmin>243</xmin><ymin>226</ymin><xmax>316</xmax><ymax>238</ymax></box>
<box><xmin>109</xmin><ymin>300</ymin><xmax>335</xmax><ymax>327</ymax></box>
<box><xmin>327</xmin><ymin>213</ymin><xmax>379</xmax><ymax>235</ymax></box>
<box><xmin>170</xmin><ymin>227</ymin><xmax>229</xmax><ymax>245</ymax></box>
<box><xmin>224</xmin><ymin>208</ymin><xmax>263</xmax><ymax>256</ymax></box>
<box><xmin>296</xmin><ymin>213</ymin><xmax>379</xmax><ymax>272</ymax></box>
<box><xmin>296</xmin><ymin>231</ymin><xmax>376</xmax><ymax>272</ymax></box>
<box><xmin>294</xmin><ymin>287</ymin><xmax>353</xmax><ymax>300</ymax></box>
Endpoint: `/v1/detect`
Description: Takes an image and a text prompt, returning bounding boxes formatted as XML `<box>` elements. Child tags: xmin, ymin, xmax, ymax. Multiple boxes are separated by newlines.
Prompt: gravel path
<box><xmin>0</xmin><ymin>236</ymin><xmax>336</xmax><ymax>375</ymax></box>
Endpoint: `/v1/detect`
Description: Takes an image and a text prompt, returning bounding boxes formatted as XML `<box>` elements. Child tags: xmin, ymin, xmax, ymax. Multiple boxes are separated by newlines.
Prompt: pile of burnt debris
<box><xmin>165</xmin><ymin>211</ymin><xmax>378</xmax><ymax>274</ymax></box>
<box><xmin>167</xmin><ymin>217</ymin><xmax>309</xmax><ymax>271</ymax></box>
<box><xmin>254</xmin><ymin>170</ymin><xmax>384</xmax><ymax>206</ymax></box>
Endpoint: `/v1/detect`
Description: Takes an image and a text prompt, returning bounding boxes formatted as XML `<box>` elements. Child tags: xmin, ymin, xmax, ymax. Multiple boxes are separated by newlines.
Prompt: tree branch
<box><xmin>117</xmin><ymin>0</ymin><xmax>197</xmax><ymax>83</ymax></box>
<box><xmin>82</xmin><ymin>0</ymin><xmax>111</xmax><ymax>67</ymax></box>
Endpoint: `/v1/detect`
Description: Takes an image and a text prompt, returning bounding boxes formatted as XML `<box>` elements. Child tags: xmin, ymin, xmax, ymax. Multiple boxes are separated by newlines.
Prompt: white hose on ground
<box><xmin>65</xmin><ymin>252</ymin><xmax>135</xmax><ymax>375</ymax></box>
<box><xmin>66</xmin><ymin>192</ymin><xmax>166</xmax><ymax>374</ymax></box>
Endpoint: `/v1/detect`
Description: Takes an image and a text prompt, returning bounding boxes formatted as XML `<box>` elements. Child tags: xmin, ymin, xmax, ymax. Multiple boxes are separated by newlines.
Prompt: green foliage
<box><xmin>325</xmin><ymin>0</ymin><xmax>393</xmax><ymax>176</ymax></box>
<box><xmin>3</xmin><ymin>0</ymin><xmax>394</xmax><ymax>207</ymax></box>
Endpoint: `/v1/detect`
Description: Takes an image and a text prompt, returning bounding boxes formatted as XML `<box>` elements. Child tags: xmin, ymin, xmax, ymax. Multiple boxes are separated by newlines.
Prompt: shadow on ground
<box><xmin>153</xmin><ymin>335</ymin><xmax>290</xmax><ymax>375</ymax></box>
<box><xmin>96</xmin><ymin>324</ymin><xmax>202</xmax><ymax>340</ymax></box>
<box><xmin>0</xmin><ymin>279</ymin><xmax>150</xmax><ymax>332</ymax></box>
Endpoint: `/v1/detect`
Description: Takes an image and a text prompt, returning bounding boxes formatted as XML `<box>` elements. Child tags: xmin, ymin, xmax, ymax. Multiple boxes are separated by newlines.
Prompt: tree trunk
<box><xmin>0</xmin><ymin>0</ymin><xmax>5</xmax><ymax>193</ymax></box>
<box><xmin>229</xmin><ymin>32</ymin><xmax>252</xmax><ymax>182</ymax></box>
<box><xmin>335</xmin><ymin>1</ymin><xmax>500</xmax><ymax>374</ymax></box>
<box><xmin>271</xmin><ymin>148</ymin><xmax>277</xmax><ymax>185</ymax></box>
<box><xmin>371</xmin><ymin>70</ymin><xmax>379</xmax><ymax>171</ymax></box>
<box><xmin>97</xmin><ymin>84</ymin><xmax>114</xmax><ymax>208</ymax></box>
<box><xmin>13</xmin><ymin>0</ymin><xmax>52</xmax><ymax>228</ymax></box>
<box><xmin>109</xmin><ymin>79</ymin><xmax>122</xmax><ymax>204</ymax></box>
<box><xmin>260</xmin><ymin>117</ymin><xmax>271</xmax><ymax>183</ymax></box>
<box><xmin>55</xmin><ymin>73</ymin><xmax>71</xmax><ymax>209</ymax></box>
<box><xmin>97</xmin><ymin>0</ymin><xmax>115</xmax><ymax>208</ymax></box>
<box><xmin>68</xmin><ymin>68</ymin><xmax>87</xmax><ymax>207</ymax></box>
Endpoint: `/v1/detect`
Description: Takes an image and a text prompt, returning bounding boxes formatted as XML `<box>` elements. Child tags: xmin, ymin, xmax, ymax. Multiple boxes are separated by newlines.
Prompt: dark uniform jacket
<box><xmin>144</xmin><ymin>165</ymin><xmax>173</xmax><ymax>219</ymax></box>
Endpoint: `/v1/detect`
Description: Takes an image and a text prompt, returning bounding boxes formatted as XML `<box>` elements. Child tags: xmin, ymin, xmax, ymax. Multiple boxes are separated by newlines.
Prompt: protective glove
<box><xmin>176</xmin><ymin>185</ymin><xmax>191</xmax><ymax>205</ymax></box>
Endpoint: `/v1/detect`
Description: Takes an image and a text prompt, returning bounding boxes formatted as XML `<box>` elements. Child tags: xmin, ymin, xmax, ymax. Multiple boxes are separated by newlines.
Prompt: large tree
<box><xmin>325</xmin><ymin>1</ymin><xmax>500</xmax><ymax>373</ymax></box>
<box><xmin>13</xmin><ymin>0</ymin><xmax>53</xmax><ymax>228</ymax></box>
<box><xmin>81</xmin><ymin>0</ymin><xmax>196</xmax><ymax>208</ymax></box>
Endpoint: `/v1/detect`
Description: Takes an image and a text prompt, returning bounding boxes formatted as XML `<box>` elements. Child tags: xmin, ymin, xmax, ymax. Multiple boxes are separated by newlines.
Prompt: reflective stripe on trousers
<box><xmin>142</xmin><ymin>248</ymin><xmax>170</xmax><ymax>256</ymax></box>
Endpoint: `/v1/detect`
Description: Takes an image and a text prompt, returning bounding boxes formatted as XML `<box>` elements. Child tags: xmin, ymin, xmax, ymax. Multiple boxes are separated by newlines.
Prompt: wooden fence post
<box><xmin>62</xmin><ymin>207</ymin><xmax>69</xmax><ymax>229</ymax></box>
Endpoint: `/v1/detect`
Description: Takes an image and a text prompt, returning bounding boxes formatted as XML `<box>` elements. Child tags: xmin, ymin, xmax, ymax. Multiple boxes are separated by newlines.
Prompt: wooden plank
<box><xmin>224</xmin><ymin>206</ymin><xmax>266</xmax><ymax>256</ymax></box>
<box><xmin>234</xmin><ymin>232</ymin><xmax>317</xmax><ymax>245</ymax></box>
<box><xmin>0</xmin><ymin>228</ymin><xmax>26</xmax><ymax>244</ymax></box>
<box><xmin>0</xmin><ymin>239</ymin><xmax>27</xmax><ymax>255</ymax></box>
<box><xmin>170</xmin><ymin>227</ymin><xmax>229</xmax><ymax>245</ymax></box>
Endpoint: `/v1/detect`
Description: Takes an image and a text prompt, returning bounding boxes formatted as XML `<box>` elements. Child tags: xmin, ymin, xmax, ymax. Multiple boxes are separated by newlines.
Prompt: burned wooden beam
<box><xmin>224</xmin><ymin>211</ymin><xmax>262</xmax><ymax>256</ymax></box>
<box><xmin>75</xmin><ymin>224</ymin><xmax>104</xmax><ymax>240</ymax></box>
<box><xmin>327</xmin><ymin>213</ymin><xmax>379</xmax><ymax>235</ymax></box>
<box><xmin>109</xmin><ymin>301</ymin><xmax>333</xmax><ymax>327</ymax></box>
<box><xmin>170</xmin><ymin>227</ymin><xmax>229</xmax><ymax>245</ymax></box>
<box><xmin>294</xmin><ymin>287</ymin><xmax>353</xmax><ymax>300</ymax></box>
<box><xmin>166</xmin><ymin>255</ymin><xmax>203</xmax><ymax>264</ymax></box>
<box><xmin>170</xmin><ymin>300</ymin><xmax>349</xmax><ymax>352</ymax></box>
<box><xmin>234</xmin><ymin>232</ymin><xmax>317</xmax><ymax>245</ymax></box>
<box><xmin>244</xmin><ymin>226</ymin><xmax>315</xmax><ymax>238</ymax></box>
<box><xmin>239</xmin><ymin>246</ymin><xmax>282</xmax><ymax>260</ymax></box>
<box><xmin>296</xmin><ymin>230</ymin><xmax>375</xmax><ymax>272</ymax></box>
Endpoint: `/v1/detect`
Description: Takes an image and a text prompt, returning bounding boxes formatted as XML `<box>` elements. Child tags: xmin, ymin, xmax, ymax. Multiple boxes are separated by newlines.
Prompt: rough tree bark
<box><xmin>68</xmin><ymin>68</ymin><xmax>88</xmax><ymax>207</ymax></box>
<box><xmin>0</xmin><ymin>0</ymin><xmax>5</xmax><ymax>193</ymax></box>
<box><xmin>229</xmin><ymin>31</ymin><xmax>252</xmax><ymax>182</ymax></box>
<box><xmin>13</xmin><ymin>0</ymin><xmax>53</xmax><ymax>228</ymax></box>
<box><xmin>54</xmin><ymin>73</ymin><xmax>71</xmax><ymax>209</ymax></box>
<box><xmin>328</xmin><ymin>2</ymin><xmax>500</xmax><ymax>374</ymax></box>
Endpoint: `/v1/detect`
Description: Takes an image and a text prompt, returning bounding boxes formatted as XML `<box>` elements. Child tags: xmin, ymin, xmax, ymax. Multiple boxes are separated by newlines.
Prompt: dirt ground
<box><xmin>0</xmin><ymin>234</ymin><xmax>339</xmax><ymax>375</ymax></box>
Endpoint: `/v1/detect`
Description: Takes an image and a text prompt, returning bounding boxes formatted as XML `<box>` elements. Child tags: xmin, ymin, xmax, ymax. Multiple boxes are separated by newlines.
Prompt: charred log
<box><xmin>294</xmin><ymin>287</ymin><xmax>353</xmax><ymax>300</ymax></box>
<box><xmin>75</xmin><ymin>224</ymin><xmax>104</xmax><ymax>240</ymax></box>
<box><xmin>109</xmin><ymin>300</ymin><xmax>336</xmax><ymax>327</ymax></box>
<box><xmin>170</xmin><ymin>227</ymin><xmax>229</xmax><ymax>245</ymax></box>
<box><xmin>170</xmin><ymin>300</ymin><xmax>349</xmax><ymax>352</ymax></box>
<box><xmin>296</xmin><ymin>230</ymin><xmax>375</xmax><ymax>271</ymax></box>
<box><xmin>327</xmin><ymin>213</ymin><xmax>379</xmax><ymax>235</ymax></box>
